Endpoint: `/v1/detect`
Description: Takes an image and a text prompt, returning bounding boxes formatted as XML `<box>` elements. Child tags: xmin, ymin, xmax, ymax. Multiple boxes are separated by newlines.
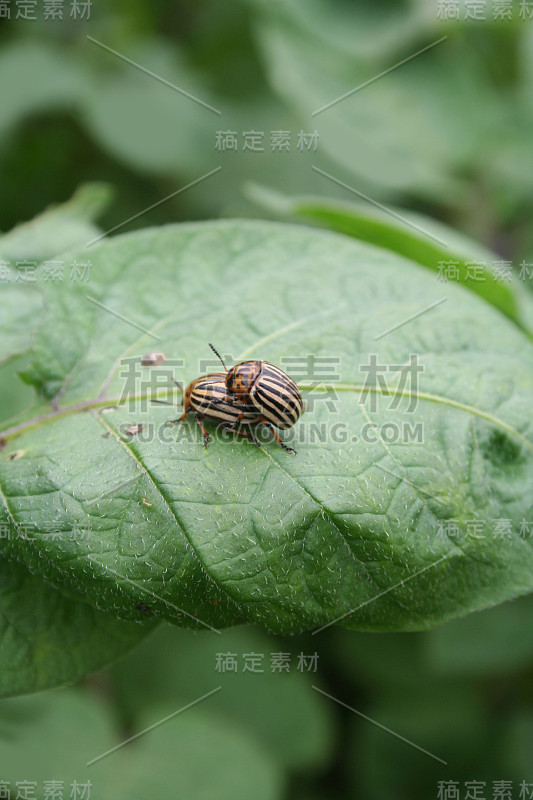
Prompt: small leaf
<box><xmin>245</xmin><ymin>182</ymin><xmax>533</xmax><ymax>337</ymax></box>
<box><xmin>0</xmin><ymin>688</ymin><xmax>282</xmax><ymax>800</ymax></box>
<box><xmin>252</xmin><ymin>19</ymin><xmax>501</xmax><ymax>200</ymax></box>
<box><xmin>110</xmin><ymin>623</ymin><xmax>335</xmax><ymax>771</ymax></box>
<box><xmin>0</xmin><ymin>183</ymin><xmax>112</xmax><ymax>366</ymax></box>
<box><xmin>0</xmin><ymin>182</ymin><xmax>112</xmax><ymax>264</ymax></box>
<box><xmin>0</xmin><ymin>554</ymin><xmax>155</xmax><ymax>698</ymax></box>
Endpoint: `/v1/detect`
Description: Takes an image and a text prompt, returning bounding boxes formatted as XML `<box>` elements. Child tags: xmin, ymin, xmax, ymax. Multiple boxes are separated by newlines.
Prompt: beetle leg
<box><xmin>233</xmin><ymin>406</ymin><xmax>250</xmax><ymax>422</ymax></box>
<box><xmin>258</xmin><ymin>417</ymin><xmax>297</xmax><ymax>455</ymax></box>
<box><xmin>195</xmin><ymin>413</ymin><xmax>211</xmax><ymax>447</ymax></box>
<box><xmin>167</xmin><ymin>408</ymin><xmax>189</xmax><ymax>425</ymax></box>
<box><xmin>221</xmin><ymin>423</ymin><xmax>261</xmax><ymax>448</ymax></box>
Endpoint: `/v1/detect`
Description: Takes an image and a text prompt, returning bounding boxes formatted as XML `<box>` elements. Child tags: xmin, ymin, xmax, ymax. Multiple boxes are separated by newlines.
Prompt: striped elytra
<box><xmin>181</xmin><ymin>344</ymin><xmax>303</xmax><ymax>453</ymax></box>
<box><xmin>176</xmin><ymin>371</ymin><xmax>262</xmax><ymax>449</ymax></box>
<box><xmin>226</xmin><ymin>360</ymin><xmax>303</xmax><ymax>431</ymax></box>
<box><xmin>209</xmin><ymin>342</ymin><xmax>303</xmax><ymax>432</ymax></box>
<box><xmin>182</xmin><ymin>372</ymin><xmax>259</xmax><ymax>426</ymax></box>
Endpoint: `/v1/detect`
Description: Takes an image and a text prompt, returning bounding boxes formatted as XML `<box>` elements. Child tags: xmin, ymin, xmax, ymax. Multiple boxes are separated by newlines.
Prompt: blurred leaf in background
<box><xmin>245</xmin><ymin>182</ymin><xmax>533</xmax><ymax>336</ymax></box>
<box><xmin>0</xmin><ymin>0</ymin><xmax>531</xmax><ymax>260</ymax></box>
<box><xmin>2</xmin><ymin>1</ymin><xmax>533</xmax><ymax>798</ymax></box>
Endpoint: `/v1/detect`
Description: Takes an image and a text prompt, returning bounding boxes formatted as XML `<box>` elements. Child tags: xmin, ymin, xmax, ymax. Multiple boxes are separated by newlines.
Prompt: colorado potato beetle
<box><xmin>175</xmin><ymin>372</ymin><xmax>261</xmax><ymax>447</ymax></box>
<box><xmin>209</xmin><ymin>344</ymin><xmax>302</xmax><ymax>453</ymax></box>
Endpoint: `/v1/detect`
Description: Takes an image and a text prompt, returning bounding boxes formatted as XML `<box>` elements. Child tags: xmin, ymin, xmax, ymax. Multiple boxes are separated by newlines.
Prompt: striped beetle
<box><xmin>176</xmin><ymin>372</ymin><xmax>261</xmax><ymax>448</ymax></box>
<box><xmin>209</xmin><ymin>344</ymin><xmax>302</xmax><ymax>454</ymax></box>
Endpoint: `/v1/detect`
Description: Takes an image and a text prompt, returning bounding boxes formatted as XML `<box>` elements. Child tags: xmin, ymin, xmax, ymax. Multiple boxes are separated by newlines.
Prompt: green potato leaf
<box><xmin>0</xmin><ymin>38</ymin><xmax>217</xmax><ymax>179</ymax></box>
<box><xmin>0</xmin><ymin>688</ymin><xmax>282</xmax><ymax>800</ymax></box>
<box><xmin>110</xmin><ymin>623</ymin><xmax>335</xmax><ymax>771</ymax></box>
<box><xmin>0</xmin><ymin>554</ymin><xmax>156</xmax><ymax>699</ymax></box>
<box><xmin>1</xmin><ymin>220</ymin><xmax>533</xmax><ymax>635</ymax></box>
<box><xmin>0</xmin><ymin>182</ymin><xmax>112</xmax><ymax>264</ymax></box>
<box><xmin>240</xmin><ymin>0</ymin><xmax>433</xmax><ymax>65</ymax></box>
<box><xmin>251</xmin><ymin>19</ymin><xmax>501</xmax><ymax>202</ymax></box>
<box><xmin>245</xmin><ymin>182</ymin><xmax>533</xmax><ymax>337</ymax></box>
<box><xmin>0</xmin><ymin>182</ymin><xmax>112</xmax><ymax>366</ymax></box>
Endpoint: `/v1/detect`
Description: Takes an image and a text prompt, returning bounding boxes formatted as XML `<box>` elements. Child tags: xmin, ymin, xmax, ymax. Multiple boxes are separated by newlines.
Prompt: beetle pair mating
<box><xmin>173</xmin><ymin>344</ymin><xmax>303</xmax><ymax>454</ymax></box>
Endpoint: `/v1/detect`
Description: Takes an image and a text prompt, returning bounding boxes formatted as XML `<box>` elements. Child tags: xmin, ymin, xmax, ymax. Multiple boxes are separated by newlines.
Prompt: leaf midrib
<box><xmin>1</xmin><ymin>384</ymin><xmax>531</xmax><ymax>454</ymax></box>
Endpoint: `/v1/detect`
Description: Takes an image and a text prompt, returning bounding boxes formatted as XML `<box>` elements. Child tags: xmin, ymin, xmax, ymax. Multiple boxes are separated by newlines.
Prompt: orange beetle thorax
<box><xmin>226</xmin><ymin>361</ymin><xmax>262</xmax><ymax>394</ymax></box>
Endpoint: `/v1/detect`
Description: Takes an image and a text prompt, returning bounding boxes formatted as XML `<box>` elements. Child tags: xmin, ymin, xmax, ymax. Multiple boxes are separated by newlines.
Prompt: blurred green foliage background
<box><xmin>1</xmin><ymin>0</ymin><xmax>533</xmax><ymax>257</ymax></box>
<box><xmin>1</xmin><ymin>0</ymin><xmax>533</xmax><ymax>797</ymax></box>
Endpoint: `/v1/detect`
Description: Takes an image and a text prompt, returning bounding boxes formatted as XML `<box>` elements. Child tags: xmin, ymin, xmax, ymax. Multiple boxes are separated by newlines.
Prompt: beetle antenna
<box><xmin>208</xmin><ymin>342</ymin><xmax>227</xmax><ymax>372</ymax></box>
<box><xmin>172</xmin><ymin>378</ymin><xmax>185</xmax><ymax>406</ymax></box>
<box><xmin>152</xmin><ymin>377</ymin><xmax>183</xmax><ymax>406</ymax></box>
